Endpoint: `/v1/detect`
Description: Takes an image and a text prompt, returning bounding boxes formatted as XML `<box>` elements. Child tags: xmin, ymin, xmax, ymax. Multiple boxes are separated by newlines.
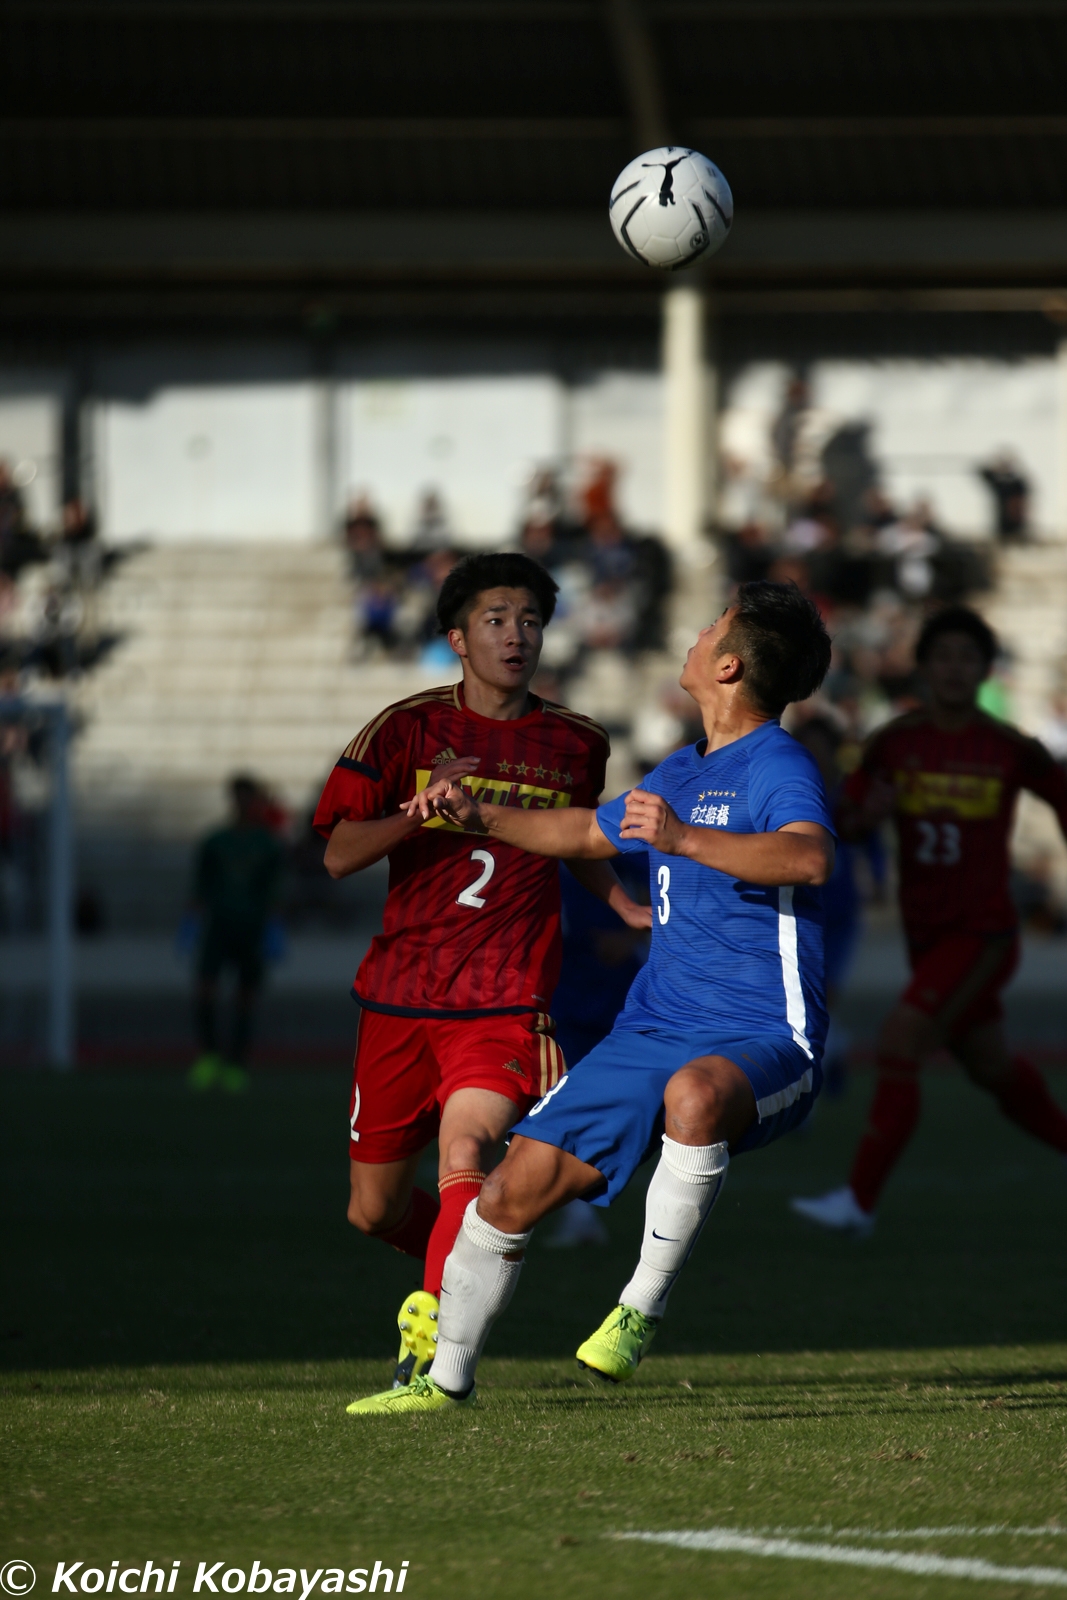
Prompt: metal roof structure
<box><xmin>5</xmin><ymin>0</ymin><xmax>1067</xmax><ymax>325</ymax></box>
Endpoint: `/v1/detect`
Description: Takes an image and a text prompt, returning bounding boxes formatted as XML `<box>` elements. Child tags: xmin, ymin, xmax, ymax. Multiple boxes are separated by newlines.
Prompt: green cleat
<box><xmin>576</xmin><ymin>1304</ymin><xmax>658</xmax><ymax>1383</ymax></box>
<box><xmin>346</xmin><ymin>1374</ymin><xmax>475</xmax><ymax>1416</ymax></box>
<box><xmin>187</xmin><ymin>1053</ymin><xmax>222</xmax><ymax>1091</ymax></box>
<box><xmin>218</xmin><ymin>1063</ymin><xmax>249</xmax><ymax>1094</ymax></box>
<box><xmin>393</xmin><ymin>1289</ymin><xmax>440</xmax><ymax>1387</ymax></box>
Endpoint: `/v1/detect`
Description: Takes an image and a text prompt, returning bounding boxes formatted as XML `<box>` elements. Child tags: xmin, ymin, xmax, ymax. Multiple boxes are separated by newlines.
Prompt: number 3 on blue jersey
<box><xmin>656</xmin><ymin>863</ymin><xmax>671</xmax><ymax>924</ymax></box>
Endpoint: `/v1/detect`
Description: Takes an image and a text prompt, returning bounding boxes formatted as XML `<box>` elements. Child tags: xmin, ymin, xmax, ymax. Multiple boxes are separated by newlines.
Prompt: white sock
<box><xmin>619</xmin><ymin>1136</ymin><xmax>729</xmax><ymax>1319</ymax></box>
<box><xmin>429</xmin><ymin>1199</ymin><xmax>531</xmax><ymax>1395</ymax></box>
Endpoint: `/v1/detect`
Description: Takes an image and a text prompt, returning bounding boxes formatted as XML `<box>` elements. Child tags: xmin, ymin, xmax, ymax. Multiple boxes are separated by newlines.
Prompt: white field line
<box><xmin>757</xmin><ymin>1525</ymin><xmax>1067</xmax><ymax>1541</ymax></box>
<box><xmin>614</xmin><ymin>1530</ymin><xmax>1067</xmax><ymax>1587</ymax></box>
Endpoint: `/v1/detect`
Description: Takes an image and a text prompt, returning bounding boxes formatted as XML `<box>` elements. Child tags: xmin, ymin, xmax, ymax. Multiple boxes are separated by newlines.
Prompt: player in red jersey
<box><xmin>792</xmin><ymin>606</ymin><xmax>1067</xmax><ymax>1234</ymax></box>
<box><xmin>314</xmin><ymin>552</ymin><xmax>648</xmax><ymax>1381</ymax></box>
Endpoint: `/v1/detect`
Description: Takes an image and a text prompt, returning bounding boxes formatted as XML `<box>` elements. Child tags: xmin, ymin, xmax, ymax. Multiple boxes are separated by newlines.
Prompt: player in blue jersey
<box><xmin>346</xmin><ymin>580</ymin><xmax>834</xmax><ymax>1414</ymax></box>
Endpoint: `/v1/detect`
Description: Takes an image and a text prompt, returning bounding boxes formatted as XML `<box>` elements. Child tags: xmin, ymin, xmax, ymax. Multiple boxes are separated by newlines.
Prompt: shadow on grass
<box><xmin>3</xmin><ymin>1069</ymin><xmax>1067</xmax><ymax>1371</ymax></box>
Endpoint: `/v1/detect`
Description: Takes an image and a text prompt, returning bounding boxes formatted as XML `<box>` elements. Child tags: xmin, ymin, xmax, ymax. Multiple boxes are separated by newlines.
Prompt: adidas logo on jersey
<box><xmin>432</xmin><ymin>746</ymin><xmax>459</xmax><ymax>764</ymax></box>
<box><xmin>501</xmin><ymin>1058</ymin><xmax>525</xmax><ymax>1076</ymax></box>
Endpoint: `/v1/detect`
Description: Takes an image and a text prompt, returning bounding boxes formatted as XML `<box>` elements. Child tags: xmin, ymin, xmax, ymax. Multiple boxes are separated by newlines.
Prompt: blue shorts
<box><xmin>512</xmin><ymin>1025</ymin><xmax>821</xmax><ymax>1206</ymax></box>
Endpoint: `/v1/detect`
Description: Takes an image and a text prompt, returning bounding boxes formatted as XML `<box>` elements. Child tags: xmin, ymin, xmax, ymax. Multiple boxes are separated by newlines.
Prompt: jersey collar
<box><xmin>456</xmin><ymin>681</ymin><xmax>546</xmax><ymax>729</ymax></box>
<box><xmin>690</xmin><ymin>718</ymin><xmax>780</xmax><ymax>767</ymax></box>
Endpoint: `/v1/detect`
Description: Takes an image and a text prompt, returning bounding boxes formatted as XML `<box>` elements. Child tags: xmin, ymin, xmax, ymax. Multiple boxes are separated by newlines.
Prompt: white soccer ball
<box><xmin>609</xmin><ymin>147</ymin><xmax>733</xmax><ymax>271</ymax></box>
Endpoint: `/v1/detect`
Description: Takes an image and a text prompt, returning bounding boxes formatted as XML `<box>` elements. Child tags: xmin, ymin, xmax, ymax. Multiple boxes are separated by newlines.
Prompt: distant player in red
<box><xmin>792</xmin><ymin>606</ymin><xmax>1067</xmax><ymax>1233</ymax></box>
<box><xmin>314</xmin><ymin>551</ymin><xmax>648</xmax><ymax>1381</ymax></box>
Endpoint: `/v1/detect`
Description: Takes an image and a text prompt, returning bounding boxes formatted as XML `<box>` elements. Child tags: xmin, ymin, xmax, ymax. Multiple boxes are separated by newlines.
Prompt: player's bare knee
<box><xmin>439</xmin><ymin>1131</ymin><xmax>485</xmax><ymax>1179</ymax></box>
<box><xmin>664</xmin><ymin>1069</ymin><xmax>728</xmax><ymax>1142</ymax></box>
<box><xmin>346</xmin><ymin>1189</ymin><xmax>403</xmax><ymax>1237</ymax></box>
<box><xmin>477</xmin><ymin>1162</ymin><xmax>542</xmax><ymax>1236</ymax></box>
<box><xmin>880</xmin><ymin>1003</ymin><xmax>936</xmax><ymax>1062</ymax></box>
<box><xmin>475</xmin><ymin>1168</ymin><xmax>515</xmax><ymax>1230</ymax></box>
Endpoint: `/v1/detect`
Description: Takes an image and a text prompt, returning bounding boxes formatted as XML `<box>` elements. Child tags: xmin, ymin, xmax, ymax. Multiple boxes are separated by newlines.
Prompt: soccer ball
<box><xmin>609</xmin><ymin>147</ymin><xmax>733</xmax><ymax>271</ymax></box>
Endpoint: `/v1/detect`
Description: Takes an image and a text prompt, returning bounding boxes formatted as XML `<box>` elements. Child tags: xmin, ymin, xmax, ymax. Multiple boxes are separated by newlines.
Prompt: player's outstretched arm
<box><xmin>403</xmin><ymin>775</ymin><xmax>618</xmax><ymax>860</ymax></box>
<box><xmin>324</xmin><ymin>813</ymin><xmax>422</xmax><ymax>878</ymax></box>
<box><xmin>324</xmin><ymin>756</ymin><xmax>482</xmax><ymax>879</ymax></box>
<box><xmin>1020</xmin><ymin>736</ymin><xmax>1067</xmax><ymax>845</ymax></box>
<box><xmin>620</xmin><ymin>789</ymin><xmax>835</xmax><ymax>886</ymax></box>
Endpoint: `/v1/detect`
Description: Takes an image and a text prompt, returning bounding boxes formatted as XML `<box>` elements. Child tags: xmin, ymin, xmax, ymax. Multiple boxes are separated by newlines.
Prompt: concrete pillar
<box><xmin>314</xmin><ymin>373</ymin><xmax>338</xmax><ymax>542</ymax></box>
<box><xmin>662</xmin><ymin>283</ymin><xmax>710</xmax><ymax>560</ymax></box>
<box><xmin>47</xmin><ymin>702</ymin><xmax>74</xmax><ymax>1069</ymax></box>
<box><xmin>1057</xmin><ymin>337</ymin><xmax>1067</xmax><ymax>540</ymax></box>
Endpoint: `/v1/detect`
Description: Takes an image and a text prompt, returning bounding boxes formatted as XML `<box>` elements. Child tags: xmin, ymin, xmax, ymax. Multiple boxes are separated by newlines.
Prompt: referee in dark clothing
<box><xmin>188</xmin><ymin>775</ymin><xmax>285</xmax><ymax>1092</ymax></box>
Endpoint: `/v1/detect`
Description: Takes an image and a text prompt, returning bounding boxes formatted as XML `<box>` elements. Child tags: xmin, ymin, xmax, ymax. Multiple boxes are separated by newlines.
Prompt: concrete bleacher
<box><xmin>57</xmin><ymin>534</ymin><xmax>1067</xmax><ymax>929</ymax></box>
<box><xmin>980</xmin><ymin>544</ymin><xmax>1067</xmax><ymax>732</ymax></box>
<box><xmin>977</xmin><ymin>543</ymin><xmax>1067</xmax><ymax>899</ymax></box>
<box><xmin>70</xmin><ymin>541</ymin><xmax>456</xmax><ymax>926</ymax></box>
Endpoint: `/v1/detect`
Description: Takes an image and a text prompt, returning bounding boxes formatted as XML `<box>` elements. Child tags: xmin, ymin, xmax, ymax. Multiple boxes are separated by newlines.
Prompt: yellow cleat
<box><xmin>218</xmin><ymin>1063</ymin><xmax>250</xmax><ymax>1094</ymax></box>
<box><xmin>346</xmin><ymin>1374</ymin><xmax>475</xmax><ymax>1415</ymax></box>
<box><xmin>187</xmin><ymin>1053</ymin><xmax>221</xmax><ymax>1091</ymax></box>
<box><xmin>576</xmin><ymin>1304</ymin><xmax>658</xmax><ymax>1383</ymax></box>
<box><xmin>393</xmin><ymin>1289</ymin><xmax>440</xmax><ymax>1387</ymax></box>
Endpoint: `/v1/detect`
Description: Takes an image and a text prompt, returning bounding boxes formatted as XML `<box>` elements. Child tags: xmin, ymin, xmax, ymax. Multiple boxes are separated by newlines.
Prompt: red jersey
<box><xmin>314</xmin><ymin>683</ymin><xmax>609</xmax><ymax>1017</ymax></box>
<box><xmin>844</xmin><ymin>708</ymin><xmax>1067</xmax><ymax>941</ymax></box>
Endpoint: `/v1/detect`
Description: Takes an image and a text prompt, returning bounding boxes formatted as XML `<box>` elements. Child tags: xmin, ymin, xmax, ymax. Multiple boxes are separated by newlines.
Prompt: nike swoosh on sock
<box><xmin>651</xmin><ymin>1230</ymin><xmax>679</xmax><ymax>1242</ymax></box>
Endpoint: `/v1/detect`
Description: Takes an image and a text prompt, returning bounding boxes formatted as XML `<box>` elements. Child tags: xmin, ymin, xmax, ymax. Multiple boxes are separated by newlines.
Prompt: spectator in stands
<box><xmin>0</xmin><ymin>647</ymin><xmax>29</xmax><ymax>934</ymax></box>
<box><xmin>344</xmin><ymin>495</ymin><xmax>386</xmax><ymax>581</ymax></box>
<box><xmin>630</xmin><ymin>530</ymin><xmax>673</xmax><ymax>651</ymax></box>
<box><xmin>978</xmin><ymin>452</ymin><xmax>1030</xmax><ymax>543</ymax></box>
<box><xmin>410</xmin><ymin>489</ymin><xmax>451</xmax><ymax>552</ymax></box>
<box><xmin>519</xmin><ymin>511</ymin><xmax>559</xmax><ymax>566</ymax></box>
<box><xmin>403</xmin><ymin>546</ymin><xmax>458</xmax><ymax>655</ymax></box>
<box><xmin>585</xmin><ymin>510</ymin><xmax>636</xmax><ymax>585</ymax></box>
<box><xmin>187</xmin><ymin>775</ymin><xmax>286</xmax><ymax>1094</ymax></box>
<box><xmin>579</xmin><ymin>458</ymin><xmax>617</xmax><ymax>525</ymax></box>
<box><xmin>27</xmin><ymin>583</ymin><xmax>83</xmax><ymax>679</ymax></box>
<box><xmin>771</xmin><ymin>374</ymin><xmax>810</xmax><ymax>478</ymax></box>
<box><xmin>579</xmin><ymin>575</ymin><xmax>636</xmax><ymax>652</ymax></box>
<box><xmin>0</xmin><ymin>461</ymin><xmax>26</xmax><ymax>580</ymax></box>
<box><xmin>517</xmin><ymin>467</ymin><xmax>582</xmax><ymax>571</ymax></box>
<box><xmin>57</xmin><ymin>496</ymin><xmax>101</xmax><ymax>592</ymax></box>
<box><xmin>0</xmin><ymin>460</ymin><xmax>48</xmax><ymax>602</ymax></box>
<box><xmin>345</xmin><ymin>494</ymin><xmax>402</xmax><ymax>657</ymax></box>
<box><xmin>875</xmin><ymin>500</ymin><xmax>941</xmax><ymax>598</ymax></box>
<box><xmin>61</xmin><ymin>497</ymin><xmax>94</xmax><ymax>546</ymax></box>
<box><xmin>355</xmin><ymin>574</ymin><xmax>401</xmax><ymax>657</ymax></box>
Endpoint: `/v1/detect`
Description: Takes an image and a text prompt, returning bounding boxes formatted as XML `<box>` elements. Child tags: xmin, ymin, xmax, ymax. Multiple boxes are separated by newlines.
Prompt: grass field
<box><xmin>3</xmin><ymin>1067</ymin><xmax>1067</xmax><ymax>1600</ymax></box>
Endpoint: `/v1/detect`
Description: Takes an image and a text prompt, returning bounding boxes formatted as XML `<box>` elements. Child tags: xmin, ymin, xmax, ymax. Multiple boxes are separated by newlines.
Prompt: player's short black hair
<box><xmin>721</xmin><ymin>580</ymin><xmax>832</xmax><ymax>717</ymax></box>
<box><xmin>915</xmin><ymin>605</ymin><xmax>997</xmax><ymax>667</ymax></box>
<box><xmin>436</xmin><ymin>552</ymin><xmax>559</xmax><ymax>633</ymax></box>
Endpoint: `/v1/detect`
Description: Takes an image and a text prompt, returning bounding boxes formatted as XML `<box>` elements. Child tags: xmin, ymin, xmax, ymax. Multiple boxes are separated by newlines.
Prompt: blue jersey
<box><xmin>595</xmin><ymin>721</ymin><xmax>833</xmax><ymax>1061</ymax></box>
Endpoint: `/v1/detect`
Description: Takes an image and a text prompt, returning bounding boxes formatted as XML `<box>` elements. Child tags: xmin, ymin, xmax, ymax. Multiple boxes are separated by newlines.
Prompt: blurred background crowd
<box><xmin>2</xmin><ymin>356</ymin><xmax>1066</xmax><ymax>960</ymax></box>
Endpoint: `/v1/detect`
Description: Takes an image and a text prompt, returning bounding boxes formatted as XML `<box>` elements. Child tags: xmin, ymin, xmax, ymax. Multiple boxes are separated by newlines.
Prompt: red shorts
<box><xmin>348</xmin><ymin>1007</ymin><xmax>566</xmax><ymax>1163</ymax></box>
<box><xmin>903</xmin><ymin>931</ymin><xmax>1019</xmax><ymax>1037</ymax></box>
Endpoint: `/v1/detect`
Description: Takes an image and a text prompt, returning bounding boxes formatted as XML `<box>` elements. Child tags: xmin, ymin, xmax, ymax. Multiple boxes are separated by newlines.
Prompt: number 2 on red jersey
<box><xmin>456</xmin><ymin>848</ymin><xmax>496</xmax><ymax>908</ymax></box>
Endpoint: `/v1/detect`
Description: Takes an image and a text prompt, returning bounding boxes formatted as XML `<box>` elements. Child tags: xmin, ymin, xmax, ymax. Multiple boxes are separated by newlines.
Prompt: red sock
<box><xmin>424</xmin><ymin>1169</ymin><xmax>485</xmax><ymax>1298</ymax></box>
<box><xmin>377</xmin><ymin>1187</ymin><xmax>439</xmax><ymax>1261</ymax></box>
<box><xmin>849</xmin><ymin>1055</ymin><xmax>921</xmax><ymax>1214</ymax></box>
<box><xmin>995</xmin><ymin>1055</ymin><xmax>1067</xmax><ymax>1155</ymax></box>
